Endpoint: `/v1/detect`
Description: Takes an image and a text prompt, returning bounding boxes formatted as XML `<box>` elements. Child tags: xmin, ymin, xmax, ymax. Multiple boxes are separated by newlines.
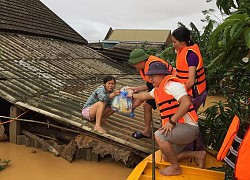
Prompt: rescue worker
<box><xmin>131</xmin><ymin>62</ymin><xmax>206</xmax><ymax>176</ymax></box>
<box><xmin>172</xmin><ymin>26</ymin><xmax>207</xmax><ymax>111</ymax></box>
<box><xmin>128</xmin><ymin>49</ymin><xmax>175</xmax><ymax>139</ymax></box>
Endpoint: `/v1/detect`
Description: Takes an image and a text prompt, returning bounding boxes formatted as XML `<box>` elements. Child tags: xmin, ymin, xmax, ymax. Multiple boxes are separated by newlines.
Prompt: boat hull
<box><xmin>127</xmin><ymin>150</ymin><xmax>225</xmax><ymax>180</ymax></box>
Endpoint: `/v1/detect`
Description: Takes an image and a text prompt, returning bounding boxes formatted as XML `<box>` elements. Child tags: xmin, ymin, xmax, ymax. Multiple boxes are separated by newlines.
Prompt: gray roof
<box><xmin>0</xmin><ymin>0</ymin><xmax>162</xmax><ymax>159</ymax></box>
<box><xmin>0</xmin><ymin>32</ymin><xmax>161</xmax><ymax>156</ymax></box>
<box><xmin>0</xmin><ymin>0</ymin><xmax>87</xmax><ymax>44</ymax></box>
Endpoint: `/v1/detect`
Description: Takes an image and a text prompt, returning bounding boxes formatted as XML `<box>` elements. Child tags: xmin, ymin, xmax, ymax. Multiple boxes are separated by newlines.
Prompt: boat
<box><xmin>127</xmin><ymin>149</ymin><xmax>225</xmax><ymax>180</ymax></box>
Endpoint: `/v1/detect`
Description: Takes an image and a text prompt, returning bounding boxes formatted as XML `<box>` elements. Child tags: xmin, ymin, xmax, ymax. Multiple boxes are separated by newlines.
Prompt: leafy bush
<box><xmin>199</xmin><ymin>101</ymin><xmax>234</xmax><ymax>151</ymax></box>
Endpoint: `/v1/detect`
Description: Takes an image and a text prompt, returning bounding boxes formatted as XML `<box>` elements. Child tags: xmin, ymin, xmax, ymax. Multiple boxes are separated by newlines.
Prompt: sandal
<box><xmin>132</xmin><ymin>131</ymin><xmax>150</xmax><ymax>139</ymax></box>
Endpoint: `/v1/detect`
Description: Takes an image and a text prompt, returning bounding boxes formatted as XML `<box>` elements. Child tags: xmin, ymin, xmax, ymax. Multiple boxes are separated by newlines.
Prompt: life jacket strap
<box><xmin>224</xmin><ymin>157</ymin><xmax>235</xmax><ymax>169</ymax></box>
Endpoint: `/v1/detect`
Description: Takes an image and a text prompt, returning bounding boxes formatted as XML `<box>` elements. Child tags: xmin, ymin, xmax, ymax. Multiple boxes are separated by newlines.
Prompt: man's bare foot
<box><xmin>195</xmin><ymin>151</ymin><xmax>206</xmax><ymax>168</ymax></box>
<box><xmin>94</xmin><ymin>126</ymin><xmax>107</xmax><ymax>134</ymax></box>
<box><xmin>161</xmin><ymin>154</ymin><xmax>167</xmax><ymax>161</ymax></box>
<box><xmin>159</xmin><ymin>165</ymin><xmax>181</xmax><ymax>176</ymax></box>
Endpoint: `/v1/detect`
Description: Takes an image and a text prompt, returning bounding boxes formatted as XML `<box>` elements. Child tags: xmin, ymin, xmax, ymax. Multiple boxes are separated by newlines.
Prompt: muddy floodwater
<box><xmin>0</xmin><ymin>142</ymin><xmax>132</xmax><ymax>180</ymax></box>
<box><xmin>0</xmin><ymin>96</ymin><xmax>226</xmax><ymax>180</ymax></box>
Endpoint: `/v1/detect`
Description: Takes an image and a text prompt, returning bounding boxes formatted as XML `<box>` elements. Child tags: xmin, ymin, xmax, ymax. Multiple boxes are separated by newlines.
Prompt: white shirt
<box><xmin>150</xmin><ymin>81</ymin><xmax>198</xmax><ymax>126</ymax></box>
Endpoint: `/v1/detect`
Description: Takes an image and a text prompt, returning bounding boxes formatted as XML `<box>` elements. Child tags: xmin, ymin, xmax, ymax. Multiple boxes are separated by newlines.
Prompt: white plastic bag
<box><xmin>111</xmin><ymin>87</ymin><xmax>134</xmax><ymax>117</ymax></box>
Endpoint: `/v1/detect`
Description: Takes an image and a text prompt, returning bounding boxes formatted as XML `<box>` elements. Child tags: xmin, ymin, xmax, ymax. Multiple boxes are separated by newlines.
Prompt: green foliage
<box><xmin>244</xmin><ymin>27</ymin><xmax>250</xmax><ymax>48</ymax></box>
<box><xmin>199</xmin><ymin>101</ymin><xmax>235</xmax><ymax>151</ymax></box>
<box><xmin>208</xmin><ymin>0</ymin><xmax>250</xmax><ymax>125</ymax></box>
<box><xmin>220</xmin><ymin>66</ymin><xmax>250</xmax><ymax>129</ymax></box>
<box><xmin>216</xmin><ymin>0</ymin><xmax>250</xmax><ymax>15</ymax></box>
<box><xmin>208</xmin><ymin>165</ymin><xmax>234</xmax><ymax>180</ymax></box>
<box><xmin>138</xmin><ymin>41</ymin><xmax>176</xmax><ymax>67</ymax></box>
<box><xmin>207</xmin><ymin>3</ymin><xmax>250</xmax><ymax>98</ymax></box>
<box><xmin>224</xmin><ymin>165</ymin><xmax>235</xmax><ymax>180</ymax></box>
<box><xmin>158</xmin><ymin>44</ymin><xmax>176</xmax><ymax>67</ymax></box>
<box><xmin>216</xmin><ymin>0</ymin><xmax>238</xmax><ymax>15</ymax></box>
<box><xmin>208</xmin><ymin>12</ymin><xmax>249</xmax><ymax>71</ymax></box>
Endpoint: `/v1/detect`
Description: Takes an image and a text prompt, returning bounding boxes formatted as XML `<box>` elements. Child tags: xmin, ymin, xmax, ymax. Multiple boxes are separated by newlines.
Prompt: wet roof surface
<box><xmin>0</xmin><ymin>0</ymin><xmax>161</xmax><ymax>157</ymax></box>
<box><xmin>0</xmin><ymin>32</ymin><xmax>161</xmax><ymax>155</ymax></box>
<box><xmin>0</xmin><ymin>0</ymin><xmax>87</xmax><ymax>44</ymax></box>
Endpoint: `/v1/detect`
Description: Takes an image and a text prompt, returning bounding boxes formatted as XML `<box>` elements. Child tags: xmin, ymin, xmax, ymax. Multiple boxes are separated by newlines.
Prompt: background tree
<box><xmin>202</xmin><ymin>0</ymin><xmax>249</xmax><ymax>179</ymax></box>
<box><xmin>207</xmin><ymin>0</ymin><xmax>250</xmax><ymax>125</ymax></box>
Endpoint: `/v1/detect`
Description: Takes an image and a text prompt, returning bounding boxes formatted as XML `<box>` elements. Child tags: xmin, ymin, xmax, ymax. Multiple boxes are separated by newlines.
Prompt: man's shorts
<box><xmin>146</xmin><ymin>82</ymin><xmax>157</xmax><ymax>109</ymax></box>
<box><xmin>146</xmin><ymin>99</ymin><xmax>157</xmax><ymax>110</ymax></box>
<box><xmin>155</xmin><ymin>123</ymin><xmax>199</xmax><ymax>154</ymax></box>
<box><xmin>82</xmin><ymin>107</ymin><xmax>95</xmax><ymax>121</ymax></box>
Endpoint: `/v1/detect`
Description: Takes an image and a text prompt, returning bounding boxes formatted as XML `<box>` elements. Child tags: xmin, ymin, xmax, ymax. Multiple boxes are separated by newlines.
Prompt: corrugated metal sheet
<box><xmin>0</xmin><ymin>32</ymin><xmax>161</xmax><ymax>155</ymax></box>
<box><xmin>89</xmin><ymin>42</ymin><xmax>166</xmax><ymax>65</ymax></box>
<box><xmin>105</xmin><ymin>29</ymin><xmax>171</xmax><ymax>43</ymax></box>
<box><xmin>0</xmin><ymin>0</ymin><xmax>87</xmax><ymax>44</ymax></box>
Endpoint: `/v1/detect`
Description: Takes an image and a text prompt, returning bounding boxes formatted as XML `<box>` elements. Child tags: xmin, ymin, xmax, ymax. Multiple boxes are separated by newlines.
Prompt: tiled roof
<box><xmin>0</xmin><ymin>32</ymin><xmax>161</xmax><ymax>157</ymax></box>
<box><xmin>0</xmin><ymin>0</ymin><xmax>87</xmax><ymax>44</ymax></box>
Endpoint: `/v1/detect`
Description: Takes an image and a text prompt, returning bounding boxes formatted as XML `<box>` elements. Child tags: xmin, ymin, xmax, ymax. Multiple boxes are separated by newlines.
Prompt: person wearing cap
<box><xmin>128</xmin><ymin>49</ymin><xmax>175</xmax><ymax>139</ymax></box>
<box><xmin>131</xmin><ymin>62</ymin><xmax>206</xmax><ymax>176</ymax></box>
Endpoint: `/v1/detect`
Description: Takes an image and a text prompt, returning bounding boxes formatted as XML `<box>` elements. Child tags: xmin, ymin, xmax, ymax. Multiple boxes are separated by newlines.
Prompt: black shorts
<box><xmin>146</xmin><ymin>82</ymin><xmax>157</xmax><ymax>110</ymax></box>
<box><xmin>146</xmin><ymin>99</ymin><xmax>157</xmax><ymax>110</ymax></box>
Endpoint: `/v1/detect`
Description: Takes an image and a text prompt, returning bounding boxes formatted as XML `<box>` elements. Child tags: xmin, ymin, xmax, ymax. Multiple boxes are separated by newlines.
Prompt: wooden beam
<box><xmin>9</xmin><ymin>105</ymin><xmax>22</xmax><ymax>143</ymax></box>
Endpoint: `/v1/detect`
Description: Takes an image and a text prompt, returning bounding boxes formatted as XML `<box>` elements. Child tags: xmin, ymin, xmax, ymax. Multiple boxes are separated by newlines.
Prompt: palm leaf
<box><xmin>244</xmin><ymin>27</ymin><xmax>250</xmax><ymax>48</ymax></box>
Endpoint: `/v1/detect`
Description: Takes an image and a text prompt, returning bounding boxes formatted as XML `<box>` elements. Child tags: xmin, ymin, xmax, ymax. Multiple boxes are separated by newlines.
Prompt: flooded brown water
<box><xmin>198</xmin><ymin>95</ymin><xmax>226</xmax><ymax>113</ymax></box>
<box><xmin>0</xmin><ymin>96</ymin><xmax>226</xmax><ymax>180</ymax></box>
<box><xmin>0</xmin><ymin>142</ymin><xmax>132</xmax><ymax>180</ymax></box>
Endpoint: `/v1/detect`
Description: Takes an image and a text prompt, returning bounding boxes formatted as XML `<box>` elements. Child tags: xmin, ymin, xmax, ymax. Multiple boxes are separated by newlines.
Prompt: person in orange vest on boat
<box><xmin>172</xmin><ymin>27</ymin><xmax>208</xmax><ymax>111</ymax></box>
<box><xmin>128</xmin><ymin>49</ymin><xmax>175</xmax><ymax>139</ymax></box>
<box><xmin>131</xmin><ymin>62</ymin><xmax>206</xmax><ymax>176</ymax></box>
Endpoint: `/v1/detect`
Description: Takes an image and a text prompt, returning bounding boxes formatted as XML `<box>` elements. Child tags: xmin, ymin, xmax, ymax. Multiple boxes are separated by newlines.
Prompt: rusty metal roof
<box><xmin>0</xmin><ymin>0</ymin><xmax>162</xmax><ymax>159</ymax></box>
<box><xmin>0</xmin><ymin>0</ymin><xmax>87</xmax><ymax>44</ymax></box>
<box><xmin>0</xmin><ymin>32</ymin><xmax>161</xmax><ymax>156</ymax></box>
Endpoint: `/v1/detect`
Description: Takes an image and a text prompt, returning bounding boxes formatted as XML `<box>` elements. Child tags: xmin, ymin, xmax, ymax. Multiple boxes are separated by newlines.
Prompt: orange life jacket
<box><xmin>235</xmin><ymin>127</ymin><xmax>250</xmax><ymax>180</ymax></box>
<box><xmin>176</xmin><ymin>44</ymin><xmax>207</xmax><ymax>96</ymax></box>
<box><xmin>139</xmin><ymin>55</ymin><xmax>176</xmax><ymax>83</ymax></box>
<box><xmin>154</xmin><ymin>75</ymin><xmax>198</xmax><ymax>126</ymax></box>
<box><xmin>217</xmin><ymin>116</ymin><xmax>240</xmax><ymax>161</ymax></box>
<box><xmin>217</xmin><ymin>115</ymin><xmax>250</xmax><ymax>179</ymax></box>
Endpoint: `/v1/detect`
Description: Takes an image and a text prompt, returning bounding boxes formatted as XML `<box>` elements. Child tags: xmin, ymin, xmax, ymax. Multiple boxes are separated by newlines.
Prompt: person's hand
<box><xmin>110</xmin><ymin>90</ymin><xmax>120</xmax><ymax>98</ymax></box>
<box><xmin>126</xmin><ymin>89</ymin><xmax>134</xmax><ymax>97</ymax></box>
<box><xmin>158</xmin><ymin>121</ymin><xmax>175</xmax><ymax>136</ymax></box>
<box><xmin>125</xmin><ymin>87</ymin><xmax>134</xmax><ymax>98</ymax></box>
<box><xmin>113</xmin><ymin>90</ymin><xmax>120</xmax><ymax>96</ymax></box>
<box><xmin>127</xmin><ymin>86</ymin><xmax>139</xmax><ymax>93</ymax></box>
